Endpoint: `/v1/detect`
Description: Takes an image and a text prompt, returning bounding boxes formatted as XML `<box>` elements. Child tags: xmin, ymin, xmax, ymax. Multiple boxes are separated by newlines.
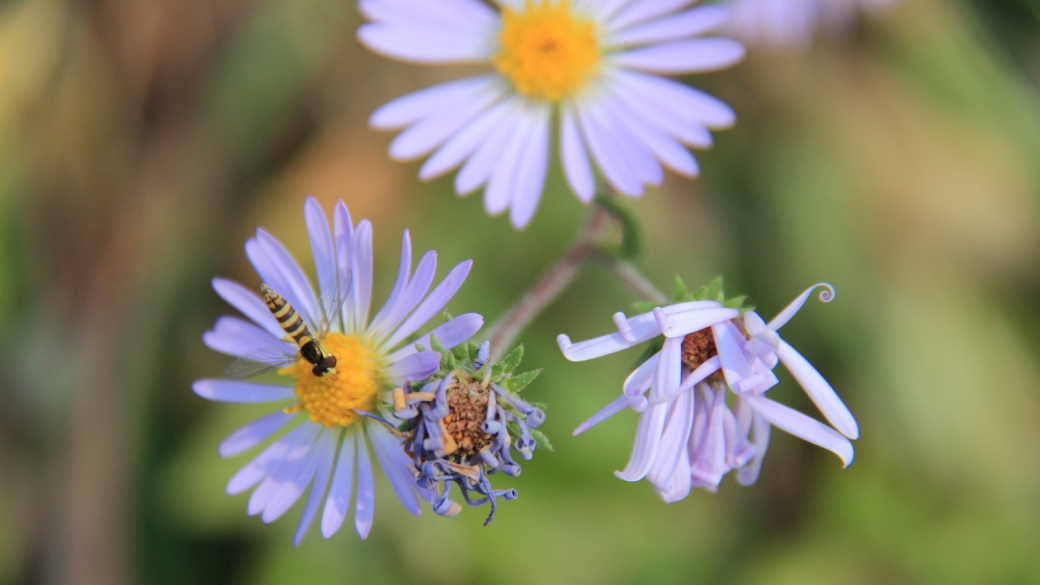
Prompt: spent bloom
<box><xmin>393</xmin><ymin>341</ymin><xmax>548</xmax><ymax>525</ymax></box>
<box><xmin>193</xmin><ymin>197</ymin><xmax>483</xmax><ymax>543</ymax></box>
<box><xmin>359</xmin><ymin>0</ymin><xmax>746</xmax><ymax>228</ymax></box>
<box><xmin>727</xmin><ymin>0</ymin><xmax>897</xmax><ymax>48</ymax></box>
<box><xmin>558</xmin><ymin>278</ymin><xmax>857</xmax><ymax>501</ymax></box>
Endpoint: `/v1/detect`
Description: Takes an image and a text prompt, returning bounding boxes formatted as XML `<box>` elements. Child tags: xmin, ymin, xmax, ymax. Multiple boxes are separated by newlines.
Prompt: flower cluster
<box><xmin>558</xmin><ymin>278</ymin><xmax>857</xmax><ymax>500</ymax></box>
<box><xmin>392</xmin><ymin>341</ymin><xmax>548</xmax><ymax>525</ymax></box>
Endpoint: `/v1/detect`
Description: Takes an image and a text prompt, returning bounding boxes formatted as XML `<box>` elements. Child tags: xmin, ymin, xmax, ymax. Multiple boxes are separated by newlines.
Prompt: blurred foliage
<box><xmin>2</xmin><ymin>0</ymin><xmax>1040</xmax><ymax>584</ymax></box>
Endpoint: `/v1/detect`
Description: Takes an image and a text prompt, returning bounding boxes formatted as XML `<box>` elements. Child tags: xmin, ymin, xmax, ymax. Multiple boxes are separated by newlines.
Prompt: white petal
<box><xmin>485</xmin><ymin>105</ymin><xmax>538</xmax><ymax>216</ymax></box>
<box><xmin>599</xmin><ymin>91</ymin><xmax>701</xmax><ymax>176</ymax></box>
<box><xmin>603</xmin><ymin>75</ymin><xmax>714</xmax><ymax>149</ymax></box>
<box><xmin>575</xmin><ymin>100</ymin><xmax>644</xmax><ymax>196</ymax></box>
<box><xmin>737</xmin><ymin>408</ymin><xmax>770</xmax><ymax>486</ymax></box>
<box><xmin>615</xmin><ymin>400</ymin><xmax>669</xmax><ymax>481</ymax></box>
<box><xmin>610</xmin><ymin>6</ymin><xmax>731</xmax><ymax>46</ymax></box>
<box><xmin>743</xmin><ymin>394</ymin><xmax>854</xmax><ymax>467</ymax></box>
<box><xmin>649</xmin><ymin>336</ymin><xmax>682</xmax><ymax>403</ymax></box>
<box><xmin>689</xmin><ymin>385</ymin><xmax>728</xmax><ymax>487</ymax></box>
<box><xmin>623</xmin><ymin>352</ymin><xmax>660</xmax><ymax>409</ymax></box>
<box><xmin>557</xmin><ymin>331</ymin><xmax>641</xmax><ymax>362</ymax></box>
<box><xmin>509</xmin><ymin>103</ymin><xmax>551</xmax><ymax>229</ymax></box>
<box><xmin>609</xmin><ymin>0</ymin><xmax>695</xmax><ymax>32</ymax></box>
<box><xmin>370</xmin><ymin>75</ymin><xmax>498</xmax><ymax>130</ymax></box>
<box><xmin>560</xmin><ymin>103</ymin><xmax>596</xmax><ymax>203</ymax></box>
<box><xmin>776</xmin><ymin>339</ymin><xmax>859</xmax><ymax>439</ymax></box>
<box><xmin>653</xmin><ymin>306</ymin><xmax>739</xmax><ymax>337</ymax></box>
<box><xmin>360</xmin><ymin>0</ymin><xmax>497</xmax><ymax>34</ymax></box>
<box><xmin>388</xmin><ymin>84</ymin><xmax>507</xmax><ymax>161</ymax></box>
<box><xmin>611</xmin><ymin>69</ymin><xmax>736</xmax><ymax>128</ymax></box>
<box><xmin>419</xmin><ymin>99</ymin><xmax>512</xmax><ymax>181</ymax></box>
<box><xmin>613</xmin><ymin>38</ymin><xmax>746</xmax><ymax>74</ymax></box>
<box><xmin>357</xmin><ymin>22</ymin><xmax>495</xmax><ymax>63</ymax></box>
<box><xmin>455</xmin><ymin>99</ymin><xmax>525</xmax><ymax>194</ymax></box>
<box><xmin>767</xmin><ymin>283</ymin><xmax>836</xmax><ymax>331</ymax></box>
<box><xmin>677</xmin><ymin>355</ymin><xmax>720</xmax><ymax>392</ymax></box>
<box><xmin>646</xmin><ymin>388</ymin><xmax>694</xmax><ymax>491</ymax></box>
<box><xmin>193</xmin><ymin>379</ymin><xmax>295</xmax><ymax>403</ymax></box>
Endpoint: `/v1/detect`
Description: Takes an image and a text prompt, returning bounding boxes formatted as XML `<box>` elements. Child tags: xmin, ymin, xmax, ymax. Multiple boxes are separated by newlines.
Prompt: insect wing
<box><xmin>226</xmin><ymin>346</ymin><xmax>298</xmax><ymax>380</ymax></box>
<box><xmin>317</xmin><ymin>268</ymin><xmax>353</xmax><ymax>337</ymax></box>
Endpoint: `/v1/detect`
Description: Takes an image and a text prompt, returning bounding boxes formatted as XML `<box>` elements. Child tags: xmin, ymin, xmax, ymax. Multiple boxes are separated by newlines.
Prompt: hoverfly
<box><xmin>226</xmin><ymin>270</ymin><xmax>352</xmax><ymax>380</ymax></box>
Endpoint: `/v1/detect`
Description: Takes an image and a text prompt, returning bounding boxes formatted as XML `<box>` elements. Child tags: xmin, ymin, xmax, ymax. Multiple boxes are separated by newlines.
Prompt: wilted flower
<box><xmin>558</xmin><ymin>278</ymin><xmax>857</xmax><ymax>501</ymax></box>
<box><xmin>193</xmin><ymin>197</ymin><xmax>483</xmax><ymax>543</ymax></box>
<box><xmin>359</xmin><ymin>0</ymin><xmax>745</xmax><ymax>228</ymax></box>
<box><xmin>393</xmin><ymin>341</ymin><xmax>548</xmax><ymax>524</ymax></box>
<box><xmin>727</xmin><ymin>0</ymin><xmax>897</xmax><ymax>49</ymax></box>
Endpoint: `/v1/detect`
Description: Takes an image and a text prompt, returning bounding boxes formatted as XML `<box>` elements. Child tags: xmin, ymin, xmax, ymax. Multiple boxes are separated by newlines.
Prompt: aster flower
<box><xmin>726</xmin><ymin>0</ymin><xmax>897</xmax><ymax>49</ymax></box>
<box><xmin>392</xmin><ymin>341</ymin><xmax>548</xmax><ymax>525</ymax></box>
<box><xmin>557</xmin><ymin>277</ymin><xmax>857</xmax><ymax>501</ymax></box>
<box><xmin>359</xmin><ymin>0</ymin><xmax>745</xmax><ymax>229</ymax></box>
<box><xmin>193</xmin><ymin>196</ymin><xmax>483</xmax><ymax>544</ymax></box>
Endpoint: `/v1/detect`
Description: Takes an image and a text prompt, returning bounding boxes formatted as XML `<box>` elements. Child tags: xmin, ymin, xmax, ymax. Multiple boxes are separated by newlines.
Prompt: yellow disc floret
<box><xmin>283</xmin><ymin>333</ymin><xmax>381</xmax><ymax>428</ymax></box>
<box><xmin>493</xmin><ymin>0</ymin><xmax>601</xmax><ymax>102</ymax></box>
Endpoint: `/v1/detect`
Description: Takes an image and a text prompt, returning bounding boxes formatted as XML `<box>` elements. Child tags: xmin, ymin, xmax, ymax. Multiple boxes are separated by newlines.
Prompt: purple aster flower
<box><xmin>726</xmin><ymin>0</ymin><xmax>897</xmax><ymax>48</ymax></box>
<box><xmin>358</xmin><ymin>0</ymin><xmax>746</xmax><ymax>229</ymax></box>
<box><xmin>193</xmin><ymin>197</ymin><xmax>483</xmax><ymax>544</ymax></box>
<box><xmin>558</xmin><ymin>280</ymin><xmax>857</xmax><ymax>500</ymax></box>
<box><xmin>392</xmin><ymin>341</ymin><xmax>548</xmax><ymax>525</ymax></box>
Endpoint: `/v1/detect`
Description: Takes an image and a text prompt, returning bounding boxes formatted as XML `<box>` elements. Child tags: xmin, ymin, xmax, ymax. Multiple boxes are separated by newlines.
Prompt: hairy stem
<box><xmin>485</xmin><ymin>207</ymin><xmax>612</xmax><ymax>362</ymax></box>
<box><xmin>590</xmin><ymin>250</ymin><xmax>667</xmax><ymax>304</ymax></box>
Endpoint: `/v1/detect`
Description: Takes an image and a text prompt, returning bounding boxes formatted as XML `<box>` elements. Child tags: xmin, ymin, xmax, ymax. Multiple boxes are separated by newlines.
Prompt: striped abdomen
<box><xmin>261</xmin><ymin>284</ymin><xmax>313</xmax><ymax>347</ymax></box>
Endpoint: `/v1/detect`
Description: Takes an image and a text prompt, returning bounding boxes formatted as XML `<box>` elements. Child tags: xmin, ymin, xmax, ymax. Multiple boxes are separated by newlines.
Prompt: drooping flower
<box><xmin>193</xmin><ymin>196</ymin><xmax>483</xmax><ymax>544</ymax></box>
<box><xmin>392</xmin><ymin>341</ymin><xmax>548</xmax><ymax>524</ymax></box>
<box><xmin>557</xmin><ymin>278</ymin><xmax>857</xmax><ymax>501</ymax></box>
<box><xmin>359</xmin><ymin>0</ymin><xmax>745</xmax><ymax>229</ymax></box>
<box><xmin>726</xmin><ymin>0</ymin><xmax>897</xmax><ymax>49</ymax></box>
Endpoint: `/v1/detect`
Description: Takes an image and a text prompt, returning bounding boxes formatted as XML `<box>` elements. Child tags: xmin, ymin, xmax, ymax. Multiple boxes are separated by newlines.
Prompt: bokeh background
<box><xmin>2</xmin><ymin>0</ymin><xmax>1040</xmax><ymax>583</ymax></box>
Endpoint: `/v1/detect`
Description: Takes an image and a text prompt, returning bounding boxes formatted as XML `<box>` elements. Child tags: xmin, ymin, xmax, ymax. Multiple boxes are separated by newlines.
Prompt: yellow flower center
<box><xmin>493</xmin><ymin>0</ymin><xmax>601</xmax><ymax>102</ymax></box>
<box><xmin>283</xmin><ymin>333</ymin><xmax>381</xmax><ymax>428</ymax></box>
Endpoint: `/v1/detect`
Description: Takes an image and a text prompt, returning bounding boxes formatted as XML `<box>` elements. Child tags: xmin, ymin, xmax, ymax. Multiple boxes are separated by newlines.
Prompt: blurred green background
<box><xmin>3</xmin><ymin>0</ymin><xmax>1040</xmax><ymax>583</ymax></box>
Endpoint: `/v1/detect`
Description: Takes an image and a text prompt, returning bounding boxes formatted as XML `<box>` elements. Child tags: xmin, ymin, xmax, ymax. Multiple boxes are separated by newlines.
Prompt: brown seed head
<box><xmin>681</xmin><ymin>328</ymin><xmax>718</xmax><ymax>371</ymax></box>
<box><xmin>443</xmin><ymin>374</ymin><xmax>495</xmax><ymax>459</ymax></box>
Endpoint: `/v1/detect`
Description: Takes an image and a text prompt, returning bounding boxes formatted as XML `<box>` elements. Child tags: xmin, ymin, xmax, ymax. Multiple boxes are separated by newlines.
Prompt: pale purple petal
<box><xmin>193</xmin><ymin>379</ymin><xmax>295</xmax><ymax>404</ymax></box>
<box><xmin>419</xmin><ymin>99</ymin><xmax>511</xmax><ymax>181</ymax></box>
<box><xmin>370</xmin><ymin>76</ymin><xmax>499</xmax><ymax>130</ymax></box>
<box><xmin>608</xmin><ymin>0</ymin><xmax>695</xmax><ymax>31</ymax></box>
<box><xmin>368</xmin><ymin>423</ymin><xmax>422</xmax><ymax>516</ymax></box>
<box><xmin>603</xmin><ymin>76</ymin><xmax>714</xmax><ymax>149</ymax></box>
<box><xmin>613</xmin><ymin>301</ymin><xmax>718</xmax><ymax>341</ymax></box>
<box><xmin>576</xmin><ymin>100</ymin><xmax>643</xmax><ymax>196</ymax></box>
<box><xmin>304</xmin><ymin>197</ymin><xmax>336</xmax><ymax>312</ymax></box>
<box><xmin>649</xmin><ymin>336</ymin><xmax>682</xmax><ymax>403</ymax></box>
<box><xmin>653</xmin><ymin>306</ymin><xmax>739</xmax><ymax>337</ymax></box>
<box><xmin>690</xmin><ymin>385</ymin><xmax>728</xmax><ymax>487</ymax></box>
<box><xmin>614</xmin><ymin>38</ymin><xmax>746</xmax><ymax>74</ymax></box>
<box><xmin>228</xmin><ymin>422</ymin><xmax>319</xmax><ymax>495</ymax></box>
<box><xmin>213</xmin><ymin>278</ymin><xmax>284</xmax><ymax>339</ymax></box>
<box><xmin>610</xmin><ymin>6</ymin><xmax>731</xmax><ymax>46</ymax></box>
<box><xmin>557</xmin><ymin>331</ymin><xmax>642</xmax><ymax>362</ymax></box>
<box><xmin>615</xmin><ymin>401</ymin><xmax>668</xmax><ymax>482</ymax></box>
<box><xmin>767</xmin><ymin>283</ymin><xmax>836</xmax><ymax>331</ymax></box>
<box><xmin>646</xmin><ymin>388</ymin><xmax>694</xmax><ymax>491</ymax></box>
<box><xmin>574</xmin><ymin>394</ymin><xmax>630</xmax><ymax>436</ymax></box>
<box><xmin>255</xmin><ymin>229</ymin><xmax>321</xmax><ymax>328</ymax></box>
<box><xmin>321</xmin><ymin>432</ymin><xmax>355</xmax><ymax>538</ymax></box>
<box><xmin>333</xmin><ymin>202</ymin><xmax>355</xmax><ymax>330</ymax></box>
<box><xmin>611</xmin><ymin>69</ymin><xmax>737</xmax><ymax>128</ymax></box>
<box><xmin>776</xmin><ymin>339</ymin><xmax>859</xmax><ymax>439</ymax></box>
<box><xmin>723</xmin><ymin>406</ymin><xmax>755</xmax><ymax>468</ymax></box>
<box><xmin>743</xmin><ymin>394</ymin><xmax>854</xmax><ymax>467</ymax></box>
<box><xmin>485</xmin><ymin>105</ymin><xmax>537</xmax><ymax>216</ymax></box>
<box><xmin>591</xmin><ymin>101</ymin><xmax>663</xmax><ymax>186</ymax></box>
<box><xmin>387</xmin><ymin>84</ymin><xmax>507</xmax><ymax>161</ymax></box>
<box><xmin>248</xmin><ymin>429</ymin><xmax>321</xmax><ymax>516</ymax></box>
<box><xmin>509</xmin><ymin>102</ymin><xmax>551</xmax><ymax>229</ymax></box>
<box><xmin>386</xmin><ymin>313</ymin><xmax>484</xmax><ymax>363</ymax></box>
<box><xmin>737</xmin><ymin>409</ymin><xmax>770</xmax><ymax>485</ymax></box>
<box><xmin>382</xmin><ymin>260</ymin><xmax>473</xmax><ymax>349</ymax></box>
<box><xmin>351</xmin><ymin>221</ymin><xmax>374</xmax><ymax>331</ymax></box>
<box><xmin>262</xmin><ymin>429</ymin><xmax>331</xmax><ymax>523</ymax></box>
<box><xmin>294</xmin><ymin>431</ymin><xmax>336</xmax><ymax>546</ymax></box>
<box><xmin>367</xmin><ymin>231</ymin><xmax>413</xmax><ymax>338</ymax></box>
<box><xmin>371</xmin><ymin>251</ymin><xmax>436</xmax><ymax>344</ymax></box>
<box><xmin>456</xmin><ymin>100</ymin><xmax>524</xmax><ymax>194</ymax></box>
<box><xmin>560</xmin><ymin>103</ymin><xmax>595</xmax><ymax>203</ymax></box>
<box><xmin>202</xmin><ymin>316</ymin><xmax>290</xmax><ymax>358</ymax></box>
<box><xmin>358</xmin><ymin>23</ymin><xmax>495</xmax><ymax>63</ymax></box>
<box><xmin>599</xmin><ymin>91</ymin><xmax>700</xmax><ymax>176</ymax></box>
<box><xmin>360</xmin><ymin>0</ymin><xmax>497</xmax><ymax>36</ymax></box>
<box><xmin>354</xmin><ymin>432</ymin><xmax>376</xmax><ymax>539</ymax></box>
<box><xmin>219</xmin><ymin>410</ymin><xmax>297</xmax><ymax>458</ymax></box>
<box><xmin>385</xmin><ymin>350</ymin><xmax>441</xmax><ymax>386</ymax></box>
<box><xmin>623</xmin><ymin>352</ymin><xmax>660</xmax><ymax>409</ymax></box>
<box><xmin>656</xmin><ymin>440</ymin><xmax>692</xmax><ymax>503</ymax></box>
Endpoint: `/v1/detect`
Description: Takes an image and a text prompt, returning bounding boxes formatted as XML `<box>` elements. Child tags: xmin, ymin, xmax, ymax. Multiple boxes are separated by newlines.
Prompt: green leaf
<box><xmin>506</xmin><ymin>369</ymin><xmax>541</xmax><ymax>393</ymax></box>
<box><xmin>429</xmin><ymin>334</ymin><xmax>455</xmax><ymax>370</ymax></box>
<box><xmin>451</xmin><ymin>343</ymin><xmax>469</xmax><ymax>362</ymax></box>
<box><xmin>724</xmin><ymin>295</ymin><xmax>747</xmax><ymax>310</ymax></box>
<box><xmin>500</xmin><ymin>345</ymin><xmax>524</xmax><ymax>375</ymax></box>
<box><xmin>530</xmin><ymin>429</ymin><xmax>553</xmax><ymax>452</ymax></box>
<box><xmin>706</xmin><ymin>276</ymin><xmax>724</xmax><ymax>302</ymax></box>
<box><xmin>691</xmin><ymin>284</ymin><xmax>709</xmax><ymax>301</ymax></box>
<box><xmin>632</xmin><ymin>300</ymin><xmax>657</xmax><ymax>313</ymax></box>
<box><xmin>673</xmin><ymin>275</ymin><xmax>689</xmax><ymax>301</ymax></box>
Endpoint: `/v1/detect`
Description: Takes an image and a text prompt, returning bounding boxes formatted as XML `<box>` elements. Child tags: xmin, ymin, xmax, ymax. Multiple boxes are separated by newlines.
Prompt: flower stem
<box><xmin>589</xmin><ymin>250</ymin><xmax>667</xmax><ymax>304</ymax></box>
<box><xmin>485</xmin><ymin>206</ymin><xmax>612</xmax><ymax>362</ymax></box>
